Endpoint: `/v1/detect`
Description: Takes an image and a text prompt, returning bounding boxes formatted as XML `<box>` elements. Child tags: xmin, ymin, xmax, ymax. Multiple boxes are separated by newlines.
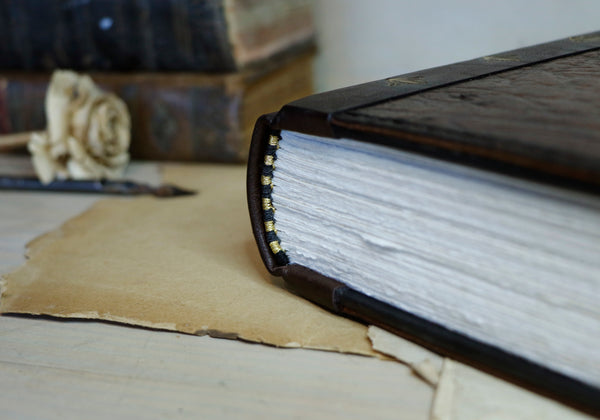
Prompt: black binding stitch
<box><xmin>261</xmin><ymin>134</ymin><xmax>289</xmax><ymax>265</ymax></box>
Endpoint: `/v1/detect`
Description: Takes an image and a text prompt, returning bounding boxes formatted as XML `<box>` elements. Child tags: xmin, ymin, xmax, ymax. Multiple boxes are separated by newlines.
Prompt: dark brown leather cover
<box><xmin>246</xmin><ymin>32</ymin><xmax>600</xmax><ymax>415</ymax></box>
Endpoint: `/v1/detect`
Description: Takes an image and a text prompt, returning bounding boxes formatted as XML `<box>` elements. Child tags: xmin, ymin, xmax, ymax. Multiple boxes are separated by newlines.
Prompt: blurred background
<box><xmin>1</xmin><ymin>0</ymin><xmax>599</xmax><ymax>165</ymax></box>
<box><xmin>314</xmin><ymin>0</ymin><xmax>600</xmax><ymax>91</ymax></box>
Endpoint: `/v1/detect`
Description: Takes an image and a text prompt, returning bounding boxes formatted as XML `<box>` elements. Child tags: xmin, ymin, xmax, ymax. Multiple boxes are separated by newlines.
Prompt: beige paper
<box><xmin>430</xmin><ymin>359</ymin><xmax>456</xmax><ymax>420</ymax></box>
<box><xmin>368</xmin><ymin>327</ymin><xmax>590</xmax><ymax>420</ymax></box>
<box><xmin>0</xmin><ymin>164</ymin><xmax>374</xmax><ymax>355</ymax></box>
<box><xmin>432</xmin><ymin>359</ymin><xmax>592</xmax><ymax>420</ymax></box>
<box><xmin>368</xmin><ymin>326</ymin><xmax>443</xmax><ymax>386</ymax></box>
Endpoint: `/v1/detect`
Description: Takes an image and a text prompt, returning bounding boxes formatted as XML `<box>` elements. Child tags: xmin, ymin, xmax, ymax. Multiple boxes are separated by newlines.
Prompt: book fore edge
<box><xmin>261</xmin><ymin>134</ymin><xmax>289</xmax><ymax>266</ymax></box>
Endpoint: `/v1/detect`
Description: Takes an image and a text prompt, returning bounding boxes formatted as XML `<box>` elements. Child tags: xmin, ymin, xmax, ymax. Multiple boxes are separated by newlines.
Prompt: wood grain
<box><xmin>0</xmin><ymin>316</ymin><xmax>432</xmax><ymax>420</ymax></box>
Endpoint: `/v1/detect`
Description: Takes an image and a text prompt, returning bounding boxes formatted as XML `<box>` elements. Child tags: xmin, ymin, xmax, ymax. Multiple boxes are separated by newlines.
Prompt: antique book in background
<box><xmin>247</xmin><ymin>33</ymin><xmax>600</xmax><ymax>414</ymax></box>
<box><xmin>0</xmin><ymin>0</ymin><xmax>316</xmax><ymax>161</ymax></box>
<box><xmin>0</xmin><ymin>0</ymin><xmax>314</xmax><ymax>72</ymax></box>
<box><xmin>0</xmin><ymin>51</ymin><xmax>313</xmax><ymax>162</ymax></box>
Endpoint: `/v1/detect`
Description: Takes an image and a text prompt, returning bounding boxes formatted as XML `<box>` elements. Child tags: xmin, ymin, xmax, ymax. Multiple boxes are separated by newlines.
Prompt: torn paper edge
<box><xmin>0</xmin><ymin>276</ymin><xmax>6</xmax><ymax>305</ymax></box>
<box><xmin>368</xmin><ymin>325</ymin><xmax>443</xmax><ymax>387</ymax></box>
<box><xmin>430</xmin><ymin>358</ymin><xmax>456</xmax><ymax>420</ymax></box>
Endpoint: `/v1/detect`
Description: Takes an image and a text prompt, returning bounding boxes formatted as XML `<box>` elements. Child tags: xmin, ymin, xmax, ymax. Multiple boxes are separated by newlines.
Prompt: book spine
<box><xmin>119</xmin><ymin>78</ymin><xmax>246</xmax><ymax>162</ymax></box>
<box><xmin>0</xmin><ymin>49</ymin><xmax>315</xmax><ymax>162</ymax></box>
<box><xmin>0</xmin><ymin>0</ymin><xmax>235</xmax><ymax>72</ymax></box>
<box><xmin>0</xmin><ymin>74</ymin><xmax>245</xmax><ymax>162</ymax></box>
<box><xmin>0</xmin><ymin>75</ymin><xmax>46</xmax><ymax>135</ymax></box>
<box><xmin>246</xmin><ymin>113</ymin><xmax>349</xmax><ymax>311</ymax></box>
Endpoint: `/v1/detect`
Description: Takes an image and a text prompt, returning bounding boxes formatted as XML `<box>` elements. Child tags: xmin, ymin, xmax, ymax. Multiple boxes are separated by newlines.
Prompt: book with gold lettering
<box><xmin>247</xmin><ymin>33</ymin><xmax>600</xmax><ymax>415</ymax></box>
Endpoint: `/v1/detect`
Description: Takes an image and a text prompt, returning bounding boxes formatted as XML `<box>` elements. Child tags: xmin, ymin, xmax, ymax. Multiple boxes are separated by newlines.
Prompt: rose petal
<box><xmin>28</xmin><ymin>132</ymin><xmax>59</xmax><ymax>184</ymax></box>
<box><xmin>45</xmin><ymin>71</ymin><xmax>88</xmax><ymax>147</ymax></box>
<box><xmin>104</xmin><ymin>152</ymin><xmax>130</xmax><ymax>168</ymax></box>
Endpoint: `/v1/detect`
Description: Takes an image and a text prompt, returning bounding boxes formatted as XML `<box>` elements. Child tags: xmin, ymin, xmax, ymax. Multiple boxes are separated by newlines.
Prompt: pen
<box><xmin>0</xmin><ymin>176</ymin><xmax>196</xmax><ymax>198</ymax></box>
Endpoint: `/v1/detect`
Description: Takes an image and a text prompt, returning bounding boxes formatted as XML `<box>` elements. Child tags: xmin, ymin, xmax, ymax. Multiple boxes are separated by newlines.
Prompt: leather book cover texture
<box><xmin>247</xmin><ymin>32</ymin><xmax>600</xmax><ymax>415</ymax></box>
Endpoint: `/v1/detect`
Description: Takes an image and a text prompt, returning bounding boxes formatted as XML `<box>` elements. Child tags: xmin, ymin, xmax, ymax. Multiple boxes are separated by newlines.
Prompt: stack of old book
<box><xmin>0</xmin><ymin>0</ymin><xmax>315</xmax><ymax>162</ymax></box>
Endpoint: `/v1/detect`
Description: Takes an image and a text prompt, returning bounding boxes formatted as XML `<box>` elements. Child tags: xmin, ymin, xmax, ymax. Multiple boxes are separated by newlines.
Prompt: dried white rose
<box><xmin>28</xmin><ymin>70</ymin><xmax>131</xmax><ymax>184</ymax></box>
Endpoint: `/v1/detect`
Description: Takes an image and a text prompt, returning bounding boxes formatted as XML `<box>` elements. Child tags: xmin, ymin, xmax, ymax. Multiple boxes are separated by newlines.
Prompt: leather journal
<box><xmin>247</xmin><ymin>32</ymin><xmax>600</xmax><ymax>415</ymax></box>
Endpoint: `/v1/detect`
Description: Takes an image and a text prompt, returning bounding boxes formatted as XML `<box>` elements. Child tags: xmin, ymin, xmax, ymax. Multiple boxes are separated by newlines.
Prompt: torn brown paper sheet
<box><xmin>0</xmin><ymin>161</ymin><xmax>590</xmax><ymax>419</ymax></box>
<box><xmin>0</xmin><ymin>164</ymin><xmax>374</xmax><ymax>355</ymax></box>
<box><xmin>370</xmin><ymin>327</ymin><xmax>592</xmax><ymax>420</ymax></box>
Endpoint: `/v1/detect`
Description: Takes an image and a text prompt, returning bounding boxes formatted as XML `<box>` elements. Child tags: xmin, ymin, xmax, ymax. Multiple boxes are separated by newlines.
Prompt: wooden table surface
<box><xmin>0</xmin><ymin>163</ymin><xmax>433</xmax><ymax>420</ymax></box>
